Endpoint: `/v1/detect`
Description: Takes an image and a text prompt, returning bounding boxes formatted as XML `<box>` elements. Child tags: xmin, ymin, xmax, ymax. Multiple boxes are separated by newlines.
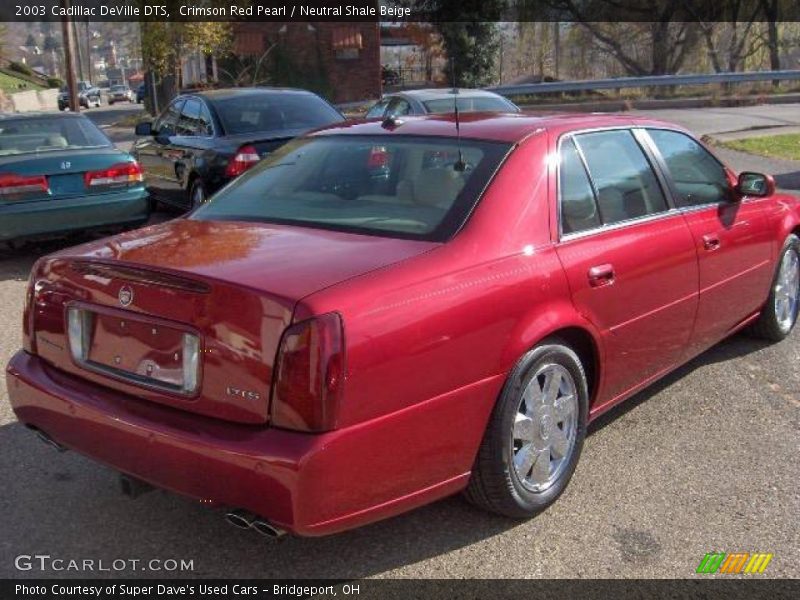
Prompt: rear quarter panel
<box><xmin>291</xmin><ymin>132</ymin><xmax>601</xmax><ymax>510</ymax></box>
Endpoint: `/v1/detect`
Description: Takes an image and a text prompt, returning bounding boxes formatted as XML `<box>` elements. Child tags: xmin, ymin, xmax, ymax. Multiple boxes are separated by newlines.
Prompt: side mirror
<box><xmin>736</xmin><ymin>171</ymin><xmax>775</xmax><ymax>198</ymax></box>
<box><xmin>134</xmin><ymin>121</ymin><xmax>153</xmax><ymax>136</ymax></box>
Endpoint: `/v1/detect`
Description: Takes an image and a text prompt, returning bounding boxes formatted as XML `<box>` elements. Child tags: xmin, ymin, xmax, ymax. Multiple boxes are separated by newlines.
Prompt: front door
<box><xmin>554</xmin><ymin>129</ymin><xmax>699</xmax><ymax>409</ymax></box>
<box><xmin>135</xmin><ymin>98</ymin><xmax>184</xmax><ymax>202</ymax></box>
<box><xmin>644</xmin><ymin>128</ymin><xmax>773</xmax><ymax>353</ymax></box>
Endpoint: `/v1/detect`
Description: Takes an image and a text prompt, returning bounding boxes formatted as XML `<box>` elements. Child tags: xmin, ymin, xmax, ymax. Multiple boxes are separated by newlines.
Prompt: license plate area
<box><xmin>66</xmin><ymin>305</ymin><xmax>200</xmax><ymax>395</ymax></box>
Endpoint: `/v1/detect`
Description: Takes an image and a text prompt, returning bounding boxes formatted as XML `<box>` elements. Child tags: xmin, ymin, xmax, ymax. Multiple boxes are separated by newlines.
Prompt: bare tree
<box><xmin>539</xmin><ymin>0</ymin><xmax>700</xmax><ymax>76</ymax></box>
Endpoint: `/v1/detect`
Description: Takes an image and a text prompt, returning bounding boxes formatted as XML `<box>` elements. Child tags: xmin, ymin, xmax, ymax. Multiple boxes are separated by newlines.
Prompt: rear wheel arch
<box><xmin>502</xmin><ymin>313</ymin><xmax>603</xmax><ymax>409</ymax></box>
<box><xmin>546</xmin><ymin>326</ymin><xmax>600</xmax><ymax>407</ymax></box>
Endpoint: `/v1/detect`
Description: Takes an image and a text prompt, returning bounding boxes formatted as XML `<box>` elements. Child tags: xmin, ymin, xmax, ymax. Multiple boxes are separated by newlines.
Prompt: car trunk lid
<box><xmin>0</xmin><ymin>148</ymin><xmax>139</xmax><ymax>203</ymax></box>
<box><xmin>30</xmin><ymin>218</ymin><xmax>437</xmax><ymax>423</ymax></box>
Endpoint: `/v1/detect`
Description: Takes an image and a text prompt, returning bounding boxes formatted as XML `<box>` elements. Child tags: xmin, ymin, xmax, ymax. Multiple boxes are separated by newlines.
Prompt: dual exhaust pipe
<box><xmin>225</xmin><ymin>509</ymin><xmax>286</xmax><ymax>538</ymax></box>
<box><xmin>29</xmin><ymin>426</ymin><xmax>285</xmax><ymax>538</ymax></box>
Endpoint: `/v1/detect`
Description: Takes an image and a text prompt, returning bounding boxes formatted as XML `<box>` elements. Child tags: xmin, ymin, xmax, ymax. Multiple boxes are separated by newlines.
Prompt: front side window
<box><xmin>574</xmin><ymin>130</ymin><xmax>668</xmax><ymax>225</ymax></box>
<box><xmin>154</xmin><ymin>99</ymin><xmax>185</xmax><ymax>135</ymax></box>
<box><xmin>192</xmin><ymin>135</ymin><xmax>511</xmax><ymax>241</ymax></box>
<box><xmin>177</xmin><ymin>98</ymin><xmax>202</xmax><ymax>136</ymax></box>
<box><xmin>646</xmin><ymin>129</ymin><xmax>730</xmax><ymax>207</ymax></box>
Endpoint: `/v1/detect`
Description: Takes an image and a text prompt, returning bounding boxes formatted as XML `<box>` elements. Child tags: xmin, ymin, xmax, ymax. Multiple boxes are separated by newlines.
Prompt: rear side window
<box><xmin>559</xmin><ymin>138</ymin><xmax>600</xmax><ymax>234</ymax></box>
<box><xmin>646</xmin><ymin>129</ymin><xmax>730</xmax><ymax>207</ymax></box>
<box><xmin>574</xmin><ymin>130</ymin><xmax>668</xmax><ymax>226</ymax></box>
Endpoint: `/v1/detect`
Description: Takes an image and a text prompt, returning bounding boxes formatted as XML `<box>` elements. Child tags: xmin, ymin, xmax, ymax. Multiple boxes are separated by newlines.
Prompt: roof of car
<box><xmin>311</xmin><ymin>112</ymin><xmax>689</xmax><ymax>144</ymax></box>
<box><xmin>190</xmin><ymin>87</ymin><xmax>318</xmax><ymax>101</ymax></box>
<box><xmin>394</xmin><ymin>88</ymin><xmax>508</xmax><ymax>101</ymax></box>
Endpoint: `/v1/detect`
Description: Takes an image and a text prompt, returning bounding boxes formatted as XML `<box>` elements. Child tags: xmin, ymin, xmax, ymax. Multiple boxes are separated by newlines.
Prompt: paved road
<box><xmin>632</xmin><ymin>103</ymin><xmax>800</xmax><ymax>137</ymax></box>
<box><xmin>0</xmin><ymin>105</ymin><xmax>797</xmax><ymax>579</ymax></box>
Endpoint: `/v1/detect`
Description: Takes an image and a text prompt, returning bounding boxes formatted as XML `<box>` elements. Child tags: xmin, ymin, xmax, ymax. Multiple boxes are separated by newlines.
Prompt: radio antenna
<box><xmin>451</xmin><ymin>58</ymin><xmax>466</xmax><ymax>172</ymax></box>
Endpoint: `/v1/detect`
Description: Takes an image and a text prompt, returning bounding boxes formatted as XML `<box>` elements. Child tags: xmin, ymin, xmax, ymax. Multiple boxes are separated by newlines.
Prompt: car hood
<box><xmin>55</xmin><ymin>218</ymin><xmax>439</xmax><ymax>302</ymax></box>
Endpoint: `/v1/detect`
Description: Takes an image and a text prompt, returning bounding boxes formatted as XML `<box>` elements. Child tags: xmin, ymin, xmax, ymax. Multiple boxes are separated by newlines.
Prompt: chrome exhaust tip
<box><xmin>252</xmin><ymin>519</ymin><xmax>287</xmax><ymax>538</ymax></box>
<box><xmin>225</xmin><ymin>509</ymin><xmax>256</xmax><ymax>530</ymax></box>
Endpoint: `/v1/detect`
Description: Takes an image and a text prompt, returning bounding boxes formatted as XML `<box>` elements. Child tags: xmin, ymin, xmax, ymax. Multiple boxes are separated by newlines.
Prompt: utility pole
<box><xmin>84</xmin><ymin>21</ymin><xmax>93</xmax><ymax>85</ymax></box>
<box><xmin>60</xmin><ymin>0</ymin><xmax>79</xmax><ymax>111</ymax></box>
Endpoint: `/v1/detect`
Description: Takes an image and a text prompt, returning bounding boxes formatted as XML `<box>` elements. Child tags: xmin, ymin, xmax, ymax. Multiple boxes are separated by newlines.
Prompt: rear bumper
<box><xmin>0</xmin><ymin>188</ymin><xmax>149</xmax><ymax>242</ymax></box>
<box><xmin>6</xmin><ymin>351</ymin><xmax>498</xmax><ymax>536</ymax></box>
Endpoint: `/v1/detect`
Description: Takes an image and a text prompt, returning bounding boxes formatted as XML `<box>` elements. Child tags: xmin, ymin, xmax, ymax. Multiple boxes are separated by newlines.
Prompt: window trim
<box><xmin>556</xmin><ymin>126</ymin><xmax>675</xmax><ymax>242</ymax></box>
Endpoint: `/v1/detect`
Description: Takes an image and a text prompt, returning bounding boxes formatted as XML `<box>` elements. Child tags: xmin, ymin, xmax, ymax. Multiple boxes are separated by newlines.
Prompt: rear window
<box><xmin>0</xmin><ymin>116</ymin><xmax>111</xmax><ymax>156</ymax></box>
<box><xmin>424</xmin><ymin>96</ymin><xmax>518</xmax><ymax>114</ymax></box>
<box><xmin>214</xmin><ymin>93</ymin><xmax>344</xmax><ymax>135</ymax></box>
<box><xmin>192</xmin><ymin>135</ymin><xmax>511</xmax><ymax>241</ymax></box>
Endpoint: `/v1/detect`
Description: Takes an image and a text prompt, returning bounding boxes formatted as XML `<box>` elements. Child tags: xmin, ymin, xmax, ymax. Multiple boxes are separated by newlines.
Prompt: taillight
<box><xmin>225</xmin><ymin>144</ymin><xmax>260</xmax><ymax>178</ymax></box>
<box><xmin>271</xmin><ymin>313</ymin><xmax>345</xmax><ymax>432</ymax></box>
<box><xmin>0</xmin><ymin>173</ymin><xmax>48</xmax><ymax>197</ymax></box>
<box><xmin>84</xmin><ymin>162</ymin><xmax>143</xmax><ymax>188</ymax></box>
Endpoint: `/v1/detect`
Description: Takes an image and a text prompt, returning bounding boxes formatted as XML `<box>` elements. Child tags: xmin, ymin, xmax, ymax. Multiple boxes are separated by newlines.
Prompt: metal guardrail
<box><xmin>488</xmin><ymin>70</ymin><xmax>800</xmax><ymax>97</ymax></box>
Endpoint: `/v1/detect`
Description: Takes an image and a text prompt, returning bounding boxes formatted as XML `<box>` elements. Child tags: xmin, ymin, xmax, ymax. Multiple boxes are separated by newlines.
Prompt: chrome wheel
<box><xmin>512</xmin><ymin>363</ymin><xmax>578</xmax><ymax>492</ymax></box>
<box><xmin>775</xmin><ymin>248</ymin><xmax>800</xmax><ymax>332</ymax></box>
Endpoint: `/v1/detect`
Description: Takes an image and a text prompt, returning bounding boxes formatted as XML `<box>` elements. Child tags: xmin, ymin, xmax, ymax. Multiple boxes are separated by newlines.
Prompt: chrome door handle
<box><xmin>702</xmin><ymin>234</ymin><xmax>721</xmax><ymax>251</ymax></box>
<box><xmin>588</xmin><ymin>264</ymin><xmax>615</xmax><ymax>287</ymax></box>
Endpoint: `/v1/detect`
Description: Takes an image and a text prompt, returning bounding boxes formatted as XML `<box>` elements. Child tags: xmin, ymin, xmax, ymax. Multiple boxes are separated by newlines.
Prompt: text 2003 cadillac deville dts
<box><xmin>7</xmin><ymin>113</ymin><xmax>800</xmax><ymax>536</ymax></box>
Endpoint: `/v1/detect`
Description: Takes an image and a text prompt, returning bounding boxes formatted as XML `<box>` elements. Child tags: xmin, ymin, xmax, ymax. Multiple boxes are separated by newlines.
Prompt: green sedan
<box><xmin>0</xmin><ymin>112</ymin><xmax>150</xmax><ymax>243</ymax></box>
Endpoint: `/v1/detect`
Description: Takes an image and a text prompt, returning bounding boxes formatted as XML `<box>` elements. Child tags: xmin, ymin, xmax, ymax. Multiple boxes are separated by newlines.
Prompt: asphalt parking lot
<box><xmin>0</xmin><ymin>106</ymin><xmax>797</xmax><ymax>579</ymax></box>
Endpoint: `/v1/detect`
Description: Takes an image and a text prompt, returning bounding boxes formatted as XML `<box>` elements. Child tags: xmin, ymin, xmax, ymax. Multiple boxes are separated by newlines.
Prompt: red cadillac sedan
<box><xmin>6</xmin><ymin>113</ymin><xmax>800</xmax><ymax>537</ymax></box>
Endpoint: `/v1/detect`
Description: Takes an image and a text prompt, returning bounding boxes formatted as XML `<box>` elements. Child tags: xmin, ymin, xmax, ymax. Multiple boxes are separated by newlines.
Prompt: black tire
<box><xmin>465</xmin><ymin>339</ymin><xmax>588</xmax><ymax>518</ymax></box>
<box><xmin>188</xmin><ymin>179</ymin><xmax>207</xmax><ymax>209</ymax></box>
<box><xmin>748</xmin><ymin>234</ymin><xmax>800</xmax><ymax>342</ymax></box>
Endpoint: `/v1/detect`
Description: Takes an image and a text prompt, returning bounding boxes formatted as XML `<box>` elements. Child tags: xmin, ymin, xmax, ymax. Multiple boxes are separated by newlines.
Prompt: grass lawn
<box><xmin>0</xmin><ymin>70</ymin><xmax>45</xmax><ymax>95</ymax></box>
<box><xmin>722</xmin><ymin>133</ymin><xmax>800</xmax><ymax>162</ymax></box>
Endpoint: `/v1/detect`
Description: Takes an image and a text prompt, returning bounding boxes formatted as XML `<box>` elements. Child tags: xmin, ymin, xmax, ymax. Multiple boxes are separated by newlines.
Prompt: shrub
<box><xmin>8</xmin><ymin>61</ymin><xmax>33</xmax><ymax>76</ymax></box>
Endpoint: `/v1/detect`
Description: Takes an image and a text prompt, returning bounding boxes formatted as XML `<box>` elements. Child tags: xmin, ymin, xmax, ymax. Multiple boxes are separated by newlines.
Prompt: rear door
<box><xmin>643</xmin><ymin>128</ymin><xmax>773</xmax><ymax>353</ymax></box>
<box><xmin>554</xmin><ymin>128</ymin><xmax>699</xmax><ymax>410</ymax></box>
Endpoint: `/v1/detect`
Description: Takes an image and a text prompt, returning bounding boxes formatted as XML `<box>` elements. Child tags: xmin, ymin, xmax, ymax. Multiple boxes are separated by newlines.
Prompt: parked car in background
<box><xmin>58</xmin><ymin>81</ymin><xmax>102</xmax><ymax>110</ymax></box>
<box><xmin>108</xmin><ymin>85</ymin><xmax>135</xmax><ymax>105</ymax></box>
<box><xmin>136</xmin><ymin>83</ymin><xmax>146</xmax><ymax>104</ymax></box>
<box><xmin>0</xmin><ymin>112</ymin><xmax>149</xmax><ymax>243</ymax></box>
<box><xmin>366</xmin><ymin>88</ymin><xmax>520</xmax><ymax>119</ymax></box>
<box><xmin>131</xmin><ymin>87</ymin><xmax>346</xmax><ymax>211</ymax></box>
<box><xmin>8</xmin><ymin>113</ymin><xmax>799</xmax><ymax>536</ymax></box>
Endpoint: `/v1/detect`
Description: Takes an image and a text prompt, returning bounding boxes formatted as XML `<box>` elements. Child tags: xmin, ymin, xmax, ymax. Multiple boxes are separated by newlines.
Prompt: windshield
<box><xmin>111</xmin><ymin>86</ymin><xmax>128</xmax><ymax>92</ymax></box>
<box><xmin>214</xmin><ymin>93</ymin><xmax>344</xmax><ymax>135</ymax></box>
<box><xmin>192</xmin><ymin>135</ymin><xmax>511</xmax><ymax>241</ymax></box>
<box><xmin>424</xmin><ymin>96</ymin><xmax>518</xmax><ymax>114</ymax></box>
<box><xmin>0</xmin><ymin>116</ymin><xmax>111</xmax><ymax>156</ymax></box>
